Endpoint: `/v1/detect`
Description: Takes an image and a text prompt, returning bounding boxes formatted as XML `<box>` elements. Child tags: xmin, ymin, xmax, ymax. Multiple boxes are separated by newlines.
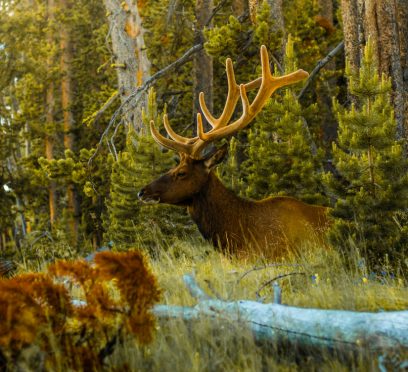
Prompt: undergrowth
<box><xmin>4</xmin><ymin>238</ymin><xmax>408</xmax><ymax>371</ymax></box>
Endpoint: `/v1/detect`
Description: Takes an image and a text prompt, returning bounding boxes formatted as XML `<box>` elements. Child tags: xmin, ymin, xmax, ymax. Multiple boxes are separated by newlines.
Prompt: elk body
<box><xmin>139</xmin><ymin>46</ymin><xmax>330</xmax><ymax>259</ymax></box>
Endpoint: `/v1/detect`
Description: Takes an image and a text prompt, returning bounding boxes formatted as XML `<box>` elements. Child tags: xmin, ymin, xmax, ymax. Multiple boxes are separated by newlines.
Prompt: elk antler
<box><xmin>150</xmin><ymin>45</ymin><xmax>309</xmax><ymax>159</ymax></box>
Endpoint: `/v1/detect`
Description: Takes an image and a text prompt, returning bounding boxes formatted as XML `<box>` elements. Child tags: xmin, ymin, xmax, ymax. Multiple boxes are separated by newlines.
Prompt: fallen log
<box><xmin>153</xmin><ymin>274</ymin><xmax>408</xmax><ymax>354</ymax></box>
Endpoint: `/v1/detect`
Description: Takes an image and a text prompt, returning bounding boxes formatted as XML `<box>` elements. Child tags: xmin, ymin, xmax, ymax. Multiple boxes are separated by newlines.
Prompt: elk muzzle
<box><xmin>138</xmin><ymin>184</ymin><xmax>161</xmax><ymax>204</ymax></box>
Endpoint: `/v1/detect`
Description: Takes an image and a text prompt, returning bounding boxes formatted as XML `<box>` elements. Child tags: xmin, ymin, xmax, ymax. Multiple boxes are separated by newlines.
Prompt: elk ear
<box><xmin>203</xmin><ymin>144</ymin><xmax>228</xmax><ymax>170</ymax></box>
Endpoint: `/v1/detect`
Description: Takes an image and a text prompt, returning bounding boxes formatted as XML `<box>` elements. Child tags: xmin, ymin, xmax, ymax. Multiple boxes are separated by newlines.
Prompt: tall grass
<box><xmin>106</xmin><ymin>238</ymin><xmax>408</xmax><ymax>371</ymax></box>
<box><xmin>9</xmin><ymin>237</ymin><xmax>408</xmax><ymax>371</ymax></box>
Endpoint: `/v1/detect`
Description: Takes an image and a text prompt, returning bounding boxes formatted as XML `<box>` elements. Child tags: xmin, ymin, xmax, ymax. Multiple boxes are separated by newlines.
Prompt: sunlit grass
<box><xmin>103</xmin><ymin>238</ymin><xmax>408</xmax><ymax>371</ymax></box>
<box><xmin>149</xmin><ymin>238</ymin><xmax>408</xmax><ymax>312</ymax></box>
<box><xmin>9</xmin><ymin>236</ymin><xmax>408</xmax><ymax>371</ymax></box>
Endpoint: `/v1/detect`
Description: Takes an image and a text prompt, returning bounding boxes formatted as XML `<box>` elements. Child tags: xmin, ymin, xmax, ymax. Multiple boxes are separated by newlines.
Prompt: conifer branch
<box><xmin>297</xmin><ymin>41</ymin><xmax>344</xmax><ymax>100</ymax></box>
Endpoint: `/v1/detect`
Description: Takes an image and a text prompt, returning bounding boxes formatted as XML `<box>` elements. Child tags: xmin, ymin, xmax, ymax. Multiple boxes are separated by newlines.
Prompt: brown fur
<box><xmin>139</xmin><ymin>147</ymin><xmax>330</xmax><ymax>260</ymax></box>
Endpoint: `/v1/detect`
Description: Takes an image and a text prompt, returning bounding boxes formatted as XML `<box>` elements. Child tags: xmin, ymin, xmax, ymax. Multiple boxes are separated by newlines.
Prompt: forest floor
<box><xmin>102</xmin><ymin>238</ymin><xmax>408</xmax><ymax>371</ymax></box>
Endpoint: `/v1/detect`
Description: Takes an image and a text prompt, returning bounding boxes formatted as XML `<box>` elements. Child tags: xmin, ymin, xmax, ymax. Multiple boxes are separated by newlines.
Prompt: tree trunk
<box><xmin>46</xmin><ymin>0</ymin><xmax>57</xmax><ymax>229</ymax></box>
<box><xmin>267</xmin><ymin>0</ymin><xmax>285</xmax><ymax>64</ymax></box>
<box><xmin>397</xmin><ymin>0</ymin><xmax>408</xmax><ymax>142</ymax></box>
<box><xmin>231</xmin><ymin>0</ymin><xmax>248</xmax><ymax>17</ymax></box>
<box><xmin>318</xmin><ymin>0</ymin><xmax>334</xmax><ymax>25</ymax></box>
<box><xmin>194</xmin><ymin>0</ymin><xmax>213</xmax><ymax>132</ymax></box>
<box><xmin>103</xmin><ymin>0</ymin><xmax>150</xmax><ymax>131</ymax></box>
<box><xmin>316</xmin><ymin>0</ymin><xmax>337</xmax><ymax>146</ymax></box>
<box><xmin>268</xmin><ymin>0</ymin><xmax>284</xmax><ymax>29</ymax></box>
<box><xmin>340</xmin><ymin>0</ymin><xmax>407</xmax><ymax>140</ymax></box>
<box><xmin>60</xmin><ymin>0</ymin><xmax>80</xmax><ymax>244</ymax></box>
<box><xmin>340</xmin><ymin>0</ymin><xmax>362</xmax><ymax>73</ymax></box>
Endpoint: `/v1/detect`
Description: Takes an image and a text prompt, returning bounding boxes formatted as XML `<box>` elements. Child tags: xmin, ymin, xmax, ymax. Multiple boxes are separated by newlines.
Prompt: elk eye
<box><xmin>177</xmin><ymin>171</ymin><xmax>187</xmax><ymax>178</ymax></box>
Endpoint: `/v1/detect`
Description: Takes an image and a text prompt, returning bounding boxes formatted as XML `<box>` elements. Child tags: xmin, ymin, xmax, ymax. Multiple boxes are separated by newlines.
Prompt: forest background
<box><xmin>0</xmin><ymin>0</ymin><xmax>407</xmax><ymax>272</ymax></box>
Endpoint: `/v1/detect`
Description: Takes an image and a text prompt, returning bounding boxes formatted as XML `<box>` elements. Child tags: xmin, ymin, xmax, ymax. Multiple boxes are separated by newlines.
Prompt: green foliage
<box><xmin>216</xmin><ymin>137</ymin><xmax>246</xmax><ymax>196</ymax></box>
<box><xmin>204</xmin><ymin>3</ymin><xmax>282</xmax><ymax>92</ymax></box>
<box><xmin>0</xmin><ymin>0</ymin><xmax>118</xmax><ymax>250</ymax></box>
<box><xmin>105</xmin><ymin>90</ymin><xmax>197</xmax><ymax>249</ymax></box>
<box><xmin>205</xmin><ymin>2</ymin><xmax>340</xmax><ymax>204</ymax></box>
<box><xmin>324</xmin><ymin>39</ymin><xmax>408</xmax><ymax>269</ymax></box>
<box><xmin>239</xmin><ymin>36</ymin><xmax>326</xmax><ymax>204</ymax></box>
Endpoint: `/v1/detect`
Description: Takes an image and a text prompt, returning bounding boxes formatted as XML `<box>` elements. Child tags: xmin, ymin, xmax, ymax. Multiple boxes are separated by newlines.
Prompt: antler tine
<box><xmin>150</xmin><ymin>119</ymin><xmax>194</xmax><ymax>155</ymax></box>
<box><xmin>197</xmin><ymin>84</ymin><xmax>250</xmax><ymax>141</ymax></box>
<box><xmin>163</xmin><ymin>114</ymin><xmax>197</xmax><ymax>144</ymax></box>
<box><xmin>197</xmin><ymin>45</ymin><xmax>309</xmax><ymax>142</ymax></box>
<box><xmin>199</xmin><ymin>58</ymin><xmax>240</xmax><ymax>129</ymax></box>
<box><xmin>150</xmin><ymin>45</ymin><xmax>309</xmax><ymax>159</ymax></box>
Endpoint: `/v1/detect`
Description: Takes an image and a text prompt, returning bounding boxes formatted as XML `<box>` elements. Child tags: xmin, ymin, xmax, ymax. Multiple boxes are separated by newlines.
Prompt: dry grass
<box><xmin>9</xmin><ymin>237</ymin><xmax>408</xmax><ymax>371</ymax></box>
<box><xmin>104</xmin><ymin>238</ymin><xmax>408</xmax><ymax>371</ymax></box>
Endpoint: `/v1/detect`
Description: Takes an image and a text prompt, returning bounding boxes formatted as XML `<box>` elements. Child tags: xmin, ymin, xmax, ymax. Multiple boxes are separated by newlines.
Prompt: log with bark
<box><xmin>153</xmin><ymin>274</ymin><xmax>408</xmax><ymax>354</ymax></box>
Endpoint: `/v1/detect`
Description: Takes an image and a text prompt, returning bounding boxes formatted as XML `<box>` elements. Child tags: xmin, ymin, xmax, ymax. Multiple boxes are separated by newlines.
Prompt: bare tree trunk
<box><xmin>397</xmin><ymin>0</ymin><xmax>408</xmax><ymax>140</ymax></box>
<box><xmin>103</xmin><ymin>0</ymin><xmax>150</xmax><ymax>131</ymax></box>
<box><xmin>340</xmin><ymin>0</ymin><xmax>407</xmax><ymax>139</ymax></box>
<box><xmin>231</xmin><ymin>0</ymin><xmax>248</xmax><ymax>16</ymax></box>
<box><xmin>46</xmin><ymin>0</ymin><xmax>57</xmax><ymax>229</ymax></box>
<box><xmin>267</xmin><ymin>0</ymin><xmax>285</xmax><ymax>64</ymax></box>
<box><xmin>60</xmin><ymin>0</ymin><xmax>80</xmax><ymax>244</ymax></box>
<box><xmin>268</xmin><ymin>0</ymin><xmax>284</xmax><ymax>30</ymax></box>
<box><xmin>363</xmin><ymin>0</ymin><xmax>406</xmax><ymax>139</ymax></box>
<box><xmin>318</xmin><ymin>0</ymin><xmax>334</xmax><ymax>25</ymax></box>
<box><xmin>340</xmin><ymin>0</ymin><xmax>362</xmax><ymax>72</ymax></box>
<box><xmin>194</xmin><ymin>0</ymin><xmax>213</xmax><ymax>131</ymax></box>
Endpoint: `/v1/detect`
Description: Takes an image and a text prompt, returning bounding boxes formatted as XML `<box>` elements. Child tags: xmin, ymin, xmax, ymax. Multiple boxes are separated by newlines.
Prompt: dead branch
<box><xmin>83</xmin><ymin>91</ymin><xmax>120</xmax><ymax>127</ymax></box>
<box><xmin>255</xmin><ymin>272</ymin><xmax>306</xmax><ymax>298</ymax></box>
<box><xmin>238</xmin><ymin>263</ymin><xmax>303</xmax><ymax>283</ymax></box>
<box><xmin>297</xmin><ymin>41</ymin><xmax>344</xmax><ymax>100</ymax></box>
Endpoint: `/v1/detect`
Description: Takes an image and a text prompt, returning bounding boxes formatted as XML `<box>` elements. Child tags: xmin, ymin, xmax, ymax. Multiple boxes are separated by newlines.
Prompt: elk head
<box><xmin>138</xmin><ymin>145</ymin><xmax>228</xmax><ymax>205</ymax></box>
<box><xmin>138</xmin><ymin>45</ymin><xmax>309</xmax><ymax>206</ymax></box>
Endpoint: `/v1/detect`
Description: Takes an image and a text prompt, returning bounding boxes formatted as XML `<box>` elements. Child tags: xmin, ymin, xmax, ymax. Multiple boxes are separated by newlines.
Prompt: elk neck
<box><xmin>187</xmin><ymin>171</ymin><xmax>251</xmax><ymax>250</ymax></box>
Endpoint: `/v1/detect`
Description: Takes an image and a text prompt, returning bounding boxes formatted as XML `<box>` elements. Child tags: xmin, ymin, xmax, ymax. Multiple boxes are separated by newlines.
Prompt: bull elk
<box><xmin>139</xmin><ymin>46</ymin><xmax>330</xmax><ymax>259</ymax></box>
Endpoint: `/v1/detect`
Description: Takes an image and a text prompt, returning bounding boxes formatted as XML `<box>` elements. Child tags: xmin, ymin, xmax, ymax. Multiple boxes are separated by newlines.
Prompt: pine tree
<box><xmin>324</xmin><ymin>39</ymin><xmax>408</xmax><ymax>269</ymax></box>
<box><xmin>105</xmin><ymin>89</ymin><xmax>197</xmax><ymax>249</ymax></box>
<box><xmin>243</xmin><ymin>36</ymin><xmax>325</xmax><ymax>204</ymax></box>
<box><xmin>1</xmin><ymin>0</ymin><xmax>120</xmax><ymax>251</ymax></box>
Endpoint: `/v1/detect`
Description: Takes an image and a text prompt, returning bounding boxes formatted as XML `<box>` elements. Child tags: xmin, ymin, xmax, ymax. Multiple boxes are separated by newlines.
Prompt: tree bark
<box><xmin>194</xmin><ymin>0</ymin><xmax>213</xmax><ymax>131</ymax></box>
<box><xmin>46</xmin><ymin>0</ymin><xmax>57</xmax><ymax>228</ymax></box>
<box><xmin>340</xmin><ymin>0</ymin><xmax>362</xmax><ymax>73</ymax></box>
<box><xmin>268</xmin><ymin>0</ymin><xmax>284</xmax><ymax>31</ymax></box>
<box><xmin>103</xmin><ymin>0</ymin><xmax>150</xmax><ymax>131</ymax></box>
<box><xmin>267</xmin><ymin>0</ymin><xmax>285</xmax><ymax>64</ymax></box>
<box><xmin>231</xmin><ymin>0</ymin><xmax>248</xmax><ymax>17</ymax></box>
<box><xmin>318</xmin><ymin>0</ymin><xmax>334</xmax><ymax>25</ymax></box>
<box><xmin>60</xmin><ymin>0</ymin><xmax>80</xmax><ymax>244</ymax></box>
<box><xmin>340</xmin><ymin>0</ymin><xmax>407</xmax><ymax>140</ymax></box>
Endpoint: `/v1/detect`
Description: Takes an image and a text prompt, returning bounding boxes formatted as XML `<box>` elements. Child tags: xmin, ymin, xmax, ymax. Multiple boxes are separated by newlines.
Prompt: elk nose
<box><xmin>138</xmin><ymin>189</ymin><xmax>145</xmax><ymax>199</ymax></box>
